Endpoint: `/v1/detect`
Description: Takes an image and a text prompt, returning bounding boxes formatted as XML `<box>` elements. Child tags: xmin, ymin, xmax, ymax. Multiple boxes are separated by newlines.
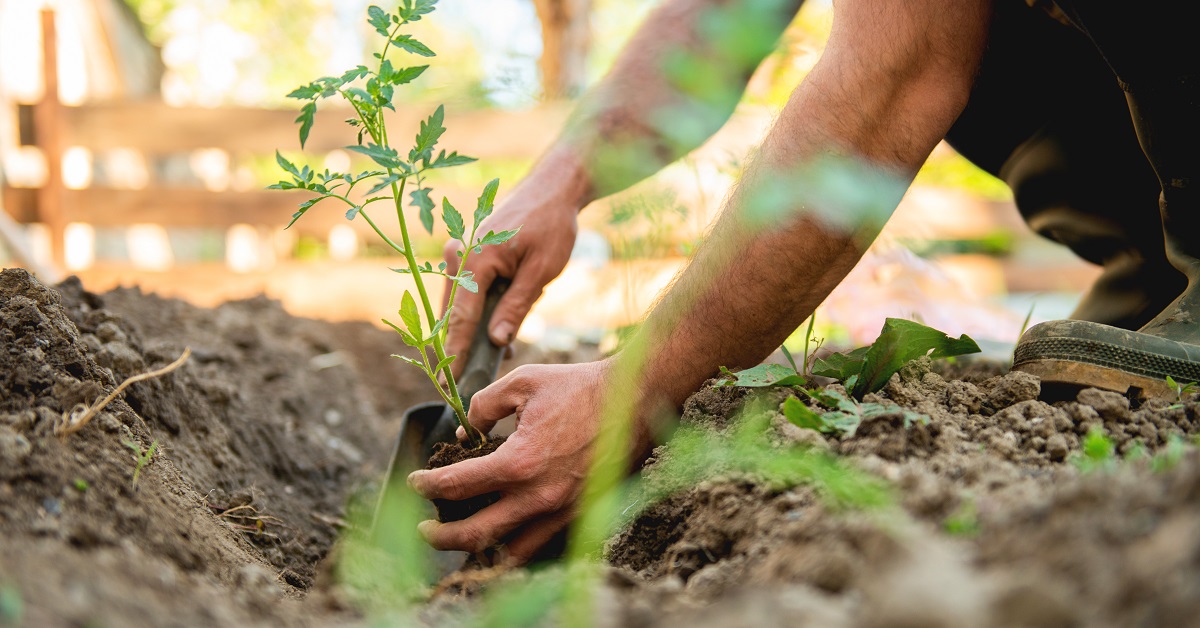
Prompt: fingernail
<box><xmin>417</xmin><ymin>520</ymin><xmax>439</xmax><ymax>539</ymax></box>
<box><xmin>406</xmin><ymin>470</ymin><xmax>423</xmax><ymax>490</ymax></box>
<box><xmin>455</xmin><ymin>426</ymin><xmax>466</xmax><ymax>441</ymax></box>
<box><xmin>492</xmin><ymin>321</ymin><xmax>514</xmax><ymax>344</ymax></box>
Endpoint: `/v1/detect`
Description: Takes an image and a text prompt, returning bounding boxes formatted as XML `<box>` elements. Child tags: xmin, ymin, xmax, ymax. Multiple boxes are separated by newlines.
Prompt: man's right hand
<box><xmin>442</xmin><ymin>165</ymin><xmax>586</xmax><ymax>374</ymax></box>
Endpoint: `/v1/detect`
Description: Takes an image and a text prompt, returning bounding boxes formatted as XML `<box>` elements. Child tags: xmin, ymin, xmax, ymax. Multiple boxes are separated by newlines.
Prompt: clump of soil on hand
<box><xmin>426</xmin><ymin>436</ymin><xmax>506</xmax><ymax>523</ymax></box>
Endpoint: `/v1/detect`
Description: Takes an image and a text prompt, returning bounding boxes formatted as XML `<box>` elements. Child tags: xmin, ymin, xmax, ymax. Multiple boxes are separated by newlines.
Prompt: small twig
<box><xmin>56</xmin><ymin>347</ymin><xmax>191</xmax><ymax>437</ymax></box>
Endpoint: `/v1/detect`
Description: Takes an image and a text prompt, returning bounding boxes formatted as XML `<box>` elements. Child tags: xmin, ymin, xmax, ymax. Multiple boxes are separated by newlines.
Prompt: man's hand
<box><xmin>407</xmin><ymin>360</ymin><xmax>620</xmax><ymax>564</ymax></box>
<box><xmin>442</xmin><ymin>161</ymin><xmax>585</xmax><ymax>375</ymax></box>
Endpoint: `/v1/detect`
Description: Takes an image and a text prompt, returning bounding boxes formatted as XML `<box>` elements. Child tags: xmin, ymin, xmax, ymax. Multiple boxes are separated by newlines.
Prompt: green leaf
<box><xmin>782</xmin><ymin>397</ymin><xmax>826</xmax><ymax>431</ymax></box>
<box><xmin>296</xmin><ymin>101</ymin><xmax>316</xmax><ymax>149</ymax></box>
<box><xmin>474</xmin><ymin>178</ymin><xmax>500</xmax><ymax>226</ymax></box>
<box><xmin>477</xmin><ymin>228</ymin><xmax>520</xmax><ymax>247</ymax></box>
<box><xmin>851</xmin><ymin>319</ymin><xmax>980</xmax><ymax>398</ymax></box>
<box><xmin>411</xmin><ymin>105</ymin><xmax>446</xmax><ymax>164</ymax></box>
<box><xmin>398</xmin><ymin>0</ymin><xmax>437</xmax><ymax>21</ymax></box>
<box><xmin>428</xmin><ymin>149</ymin><xmax>476</xmax><ymax>169</ymax></box>
<box><xmin>275</xmin><ymin>151</ymin><xmax>300</xmax><ymax>178</ymax></box>
<box><xmin>811</xmin><ymin>346</ymin><xmax>870</xmax><ymax>381</ymax></box>
<box><xmin>391</xmin><ymin>354</ymin><xmax>422</xmax><ymax>367</ymax></box>
<box><xmin>341</xmin><ymin>65</ymin><xmax>370</xmax><ymax>83</ymax></box>
<box><xmin>345</xmin><ymin>206</ymin><xmax>360</xmax><ymax>220</ymax></box>
<box><xmin>389</xmin><ymin>267</ymin><xmax>412</xmax><ymax>274</ymax></box>
<box><xmin>399</xmin><ymin>291</ymin><xmax>423</xmax><ymax>340</ymax></box>
<box><xmin>364</xmin><ymin>173</ymin><xmax>401</xmax><ymax>196</ymax></box>
<box><xmin>346</xmin><ymin>143</ymin><xmax>404</xmax><ymax>169</ymax></box>
<box><xmin>453</xmin><ymin>272</ymin><xmax>478</xmax><ymax>294</ymax></box>
<box><xmin>287</xmin><ymin>83</ymin><xmax>321</xmax><ymax>99</ymax></box>
<box><xmin>410</xmin><ymin>187</ymin><xmax>435</xmax><ymax>234</ymax></box>
<box><xmin>367</xmin><ymin>5</ymin><xmax>391</xmax><ymax>35</ymax></box>
<box><xmin>382</xmin><ymin>319</ymin><xmax>421</xmax><ymax>348</ymax></box>
<box><xmin>382</xmin><ymin>64</ymin><xmax>428</xmax><ymax>86</ymax></box>
<box><xmin>442</xmin><ymin>197</ymin><xmax>464</xmax><ymax>240</ymax></box>
<box><xmin>434</xmin><ymin>355</ymin><xmax>456</xmax><ymax>373</ymax></box>
<box><xmin>391</xmin><ymin>34</ymin><xmax>435</xmax><ymax>57</ymax></box>
<box><xmin>427</xmin><ymin>309</ymin><xmax>450</xmax><ymax>340</ymax></box>
<box><xmin>717</xmin><ymin>363</ymin><xmax>807</xmax><ymax>388</ymax></box>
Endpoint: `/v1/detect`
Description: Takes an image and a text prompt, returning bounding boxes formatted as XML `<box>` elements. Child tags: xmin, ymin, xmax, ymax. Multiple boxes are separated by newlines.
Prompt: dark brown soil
<box><xmin>426</xmin><ymin>436</ymin><xmax>506</xmax><ymax>523</ymax></box>
<box><xmin>11</xmin><ymin>264</ymin><xmax>1200</xmax><ymax>627</ymax></box>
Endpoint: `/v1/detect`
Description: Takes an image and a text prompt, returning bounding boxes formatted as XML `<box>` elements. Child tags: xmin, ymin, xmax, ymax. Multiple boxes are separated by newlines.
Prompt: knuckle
<box><xmin>456</xmin><ymin>525</ymin><xmax>491</xmax><ymax>553</ymax></box>
<box><xmin>438</xmin><ymin>471</ymin><xmax>468</xmax><ymax>501</ymax></box>
<box><xmin>530</xmin><ymin>485</ymin><xmax>566</xmax><ymax>513</ymax></box>
<box><xmin>507</xmin><ymin>453</ymin><xmax>544</xmax><ymax>484</ymax></box>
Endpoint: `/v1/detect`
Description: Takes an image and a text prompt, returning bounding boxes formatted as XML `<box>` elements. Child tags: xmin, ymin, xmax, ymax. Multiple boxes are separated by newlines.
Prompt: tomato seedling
<box><xmin>271</xmin><ymin>1</ymin><xmax>518</xmax><ymax>446</ymax></box>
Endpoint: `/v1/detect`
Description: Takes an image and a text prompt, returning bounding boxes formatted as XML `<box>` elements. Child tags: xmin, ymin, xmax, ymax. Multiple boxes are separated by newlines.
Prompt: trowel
<box><xmin>371</xmin><ymin>278</ymin><xmax>510</xmax><ymax>572</ymax></box>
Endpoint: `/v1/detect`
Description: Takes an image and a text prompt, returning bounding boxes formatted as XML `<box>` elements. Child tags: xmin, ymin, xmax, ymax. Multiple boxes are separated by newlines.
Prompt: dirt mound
<box><xmin>0</xmin><ymin>269</ymin><xmax>409</xmax><ymax>625</ymax></box>
<box><xmin>603</xmin><ymin>357</ymin><xmax>1200</xmax><ymax>627</ymax></box>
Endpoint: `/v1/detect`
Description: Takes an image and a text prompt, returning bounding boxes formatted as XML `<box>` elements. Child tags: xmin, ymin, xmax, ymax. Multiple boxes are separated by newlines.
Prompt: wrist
<box><xmin>519</xmin><ymin>143</ymin><xmax>595</xmax><ymax>214</ymax></box>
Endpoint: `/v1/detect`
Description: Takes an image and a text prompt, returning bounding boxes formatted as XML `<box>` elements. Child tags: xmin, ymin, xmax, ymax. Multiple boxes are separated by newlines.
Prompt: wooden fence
<box><xmin>1</xmin><ymin>9</ymin><xmax>566</xmax><ymax>268</ymax></box>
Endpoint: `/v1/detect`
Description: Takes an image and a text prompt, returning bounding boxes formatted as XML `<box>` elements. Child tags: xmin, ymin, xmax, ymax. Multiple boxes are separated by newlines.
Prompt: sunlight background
<box><xmin>0</xmin><ymin>0</ymin><xmax>1096</xmax><ymax>355</ymax></box>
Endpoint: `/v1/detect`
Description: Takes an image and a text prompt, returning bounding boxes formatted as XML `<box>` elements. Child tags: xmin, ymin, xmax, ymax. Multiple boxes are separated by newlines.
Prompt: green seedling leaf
<box><xmin>399</xmin><ymin>291</ymin><xmax>423</xmax><ymax>340</ymax></box>
<box><xmin>478</xmin><ymin>228</ymin><xmax>520</xmax><ymax>247</ymax></box>
<box><xmin>442</xmin><ymin>197</ymin><xmax>464</xmax><ymax>240</ymax></box>
<box><xmin>341</xmin><ymin>65</ymin><xmax>370</xmax><ymax>83</ymax></box>
<box><xmin>434</xmin><ymin>355</ymin><xmax>456</xmax><ymax>373</ymax></box>
<box><xmin>782</xmin><ymin>397</ymin><xmax>825</xmax><ymax>431</ymax></box>
<box><xmin>364</xmin><ymin>173</ymin><xmax>401</xmax><ymax>196</ymax></box>
<box><xmin>391</xmin><ymin>34</ymin><xmax>435</xmax><ymax>57</ymax></box>
<box><xmin>345</xmin><ymin>206</ymin><xmax>361</xmax><ymax>221</ymax></box>
<box><xmin>411</xmin><ymin>105</ymin><xmax>446</xmax><ymax>163</ymax></box>
<box><xmin>399</xmin><ymin>0</ymin><xmax>437</xmax><ymax>21</ymax></box>
<box><xmin>367</xmin><ymin>5</ymin><xmax>391</xmax><ymax>35</ymax></box>
<box><xmin>382</xmin><ymin>318</ymin><xmax>421</xmax><ymax>347</ymax></box>
<box><xmin>391</xmin><ymin>353</ymin><xmax>421</xmax><ymax>367</ymax></box>
<box><xmin>811</xmin><ymin>346</ymin><xmax>870</xmax><ymax>380</ymax></box>
<box><xmin>410</xmin><ymin>187</ymin><xmax>435</xmax><ymax>234</ymax></box>
<box><xmin>383</xmin><ymin>64</ymin><xmax>429</xmax><ymax>86</ymax></box>
<box><xmin>72</xmin><ymin>478</ymin><xmax>89</xmax><ymax>492</ymax></box>
<box><xmin>475</xmin><ymin>178</ymin><xmax>500</xmax><ymax>226</ymax></box>
<box><xmin>287</xmin><ymin>83</ymin><xmax>321</xmax><ymax>100</ymax></box>
<box><xmin>296</xmin><ymin>101</ymin><xmax>317</xmax><ymax>148</ymax></box>
<box><xmin>453</xmin><ymin>271</ymin><xmax>478</xmax><ymax>293</ymax></box>
<box><xmin>427</xmin><ymin>310</ymin><xmax>450</xmax><ymax>341</ymax></box>
<box><xmin>275</xmin><ymin>151</ymin><xmax>301</xmax><ymax>178</ymax></box>
<box><xmin>347</xmin><ymin>143</ymin><xmax>405</xmax><ymax>169</ymax></box>
<box><xmin>851</xmin><ymin>318</ymin><xmax>980</xmax><ymax>398</ymax></box>
<box><xmin>428</xmin><ymin>149</ymin><xmax>476</xmax><ymax>169</ymax></box>
<box><xmin>717</xmin><ymin>363</ymin><xmax>806</xmax><ymax>388</ymax></box>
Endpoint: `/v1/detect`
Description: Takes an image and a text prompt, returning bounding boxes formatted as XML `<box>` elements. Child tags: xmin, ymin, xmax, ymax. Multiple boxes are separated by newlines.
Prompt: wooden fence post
<box><xmin>34</xmin><ymin>8</ymin><xmax>66</xmax><ymax>265</ymax></box>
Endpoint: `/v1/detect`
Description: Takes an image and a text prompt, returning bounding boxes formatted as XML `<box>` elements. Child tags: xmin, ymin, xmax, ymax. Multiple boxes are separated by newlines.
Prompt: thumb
<box><xmin>488</xmin><ymin>273</ymin><xmax>544</xmax><ymax>346</ymax></box>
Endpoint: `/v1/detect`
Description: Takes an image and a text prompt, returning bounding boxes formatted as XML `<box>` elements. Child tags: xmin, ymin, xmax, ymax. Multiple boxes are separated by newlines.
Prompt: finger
<box><xmin>407</xmin><ymin>446</ymin><xmax>512</xmax><ymax>501</ymax></box>
<box><xmin>416</xmin><ymin>494</ymin><xmax>547</xmax><ymax>553</ymax></box>
<box><xmin>488</xmin><ymin>271</ymin><xmax>544</xmax><ymax>346</ymax></box>
<box><xmin>466</xmin><ymin>366</ymin><xmax>532</xmax><ymax>435</ymax></box>
<box><xmin>503</xmin><ymin>511</ymin><xmax>573</xmax><ymax>566</ymax></box>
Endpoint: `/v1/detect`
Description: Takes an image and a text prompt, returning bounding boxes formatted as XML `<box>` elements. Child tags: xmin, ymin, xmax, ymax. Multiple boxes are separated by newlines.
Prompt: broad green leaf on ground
<box><xmin>851</xmin><ymin>318</ymin><xmax>980</xmax><ymax>397</ymax></box>
<box><xmin>811</xmin><ymin>346</ymin><xmax>869</xmax><ymax>380</ymax></box>
<box><xmin>717</xmin><ymin>363</ymin><xmax>806</xmax><ymax>388</ymax></box>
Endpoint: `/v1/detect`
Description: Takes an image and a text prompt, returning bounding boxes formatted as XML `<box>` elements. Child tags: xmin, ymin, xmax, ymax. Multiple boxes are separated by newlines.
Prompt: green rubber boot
<box><xmin>1015</xmin><ymin>75</ymin><xmax>1200</xmax><ymax>398</ymax></box>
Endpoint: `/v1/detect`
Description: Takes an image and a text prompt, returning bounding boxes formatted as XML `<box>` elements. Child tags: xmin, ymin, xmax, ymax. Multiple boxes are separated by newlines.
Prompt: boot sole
<box><xmin>1013</xmin><ymin>320</ymin><xmax>1200</xmax><ymax>399</ymax></box>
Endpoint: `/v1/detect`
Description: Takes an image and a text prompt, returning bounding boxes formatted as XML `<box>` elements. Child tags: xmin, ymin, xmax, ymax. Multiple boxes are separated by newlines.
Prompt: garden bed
<box><xmin>4</xmin><ymin>267</ymin><xmax>1200</xmax><ymax>626</ymax></box>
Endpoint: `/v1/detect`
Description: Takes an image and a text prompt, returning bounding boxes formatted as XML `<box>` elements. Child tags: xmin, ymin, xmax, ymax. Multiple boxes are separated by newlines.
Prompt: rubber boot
<box><xmin>1015</xmin><ymin>75</ymin><xmax>1200</xmax><ymax>398</ymax></box>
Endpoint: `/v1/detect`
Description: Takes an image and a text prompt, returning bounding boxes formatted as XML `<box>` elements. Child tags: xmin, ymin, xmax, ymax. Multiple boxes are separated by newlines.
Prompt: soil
<box><xmin>426</xmin><ymin>437</ymin><xmax>507</xmax><ymax>523</ymax></box>
<box><xmin>8</xmin><ymin>266</ymin><xmax>1200</xmax><ymax>627</ymax></box>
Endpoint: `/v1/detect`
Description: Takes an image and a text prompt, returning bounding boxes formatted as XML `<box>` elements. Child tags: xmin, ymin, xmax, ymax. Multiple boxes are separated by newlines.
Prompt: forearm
<box><xmin>625</xmin><ymin>0</ymin><xmax>991</xmax><ymax>419</ymax></box>
<box><xmin>521</xmin><ymin>0</ymin><xmax>804</xmax><ymax>211</ymax></box>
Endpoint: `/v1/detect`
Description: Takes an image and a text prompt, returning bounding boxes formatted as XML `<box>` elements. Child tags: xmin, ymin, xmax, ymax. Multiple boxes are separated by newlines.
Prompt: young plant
<box><xmin>1072</xmin><ymin>427</ymin><xmax>1115</xmax><ymax>473</ymax></box>
<box><xmin>270</xmin><ymin>1</ymin><xmax>518</xmax><ymax>446</ymax></box>
<box><xmin>122</xmin><ymin>438</ymin><xmax>157</xmax><ymax>490</ymax></box>
<box><xmin>1166</xmin><ymin>375</ymin><xmax>1197</xmax><ymax>411</ymax></box>
<box><xmin>718</xmin><ymin>318</ymin><xmax>980</xmax><ymax>399</ymax></box>
<box><xmin>781</xmin><ymin>388</ymin><xmax>928</xmax><ymax>438</ymax></box>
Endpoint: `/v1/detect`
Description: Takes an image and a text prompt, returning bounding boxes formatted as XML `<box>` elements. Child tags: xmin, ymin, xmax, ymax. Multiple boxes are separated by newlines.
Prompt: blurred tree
<box><xmin>532</xmin><ymin>0</ymin><xmax>591</xmax><ymax>99</ymax></box>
